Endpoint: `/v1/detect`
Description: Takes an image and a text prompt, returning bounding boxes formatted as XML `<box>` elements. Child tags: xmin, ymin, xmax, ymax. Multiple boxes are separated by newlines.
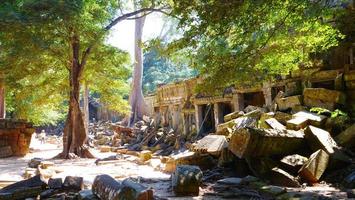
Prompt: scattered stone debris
<box><xmin>1</xmin><ymin>85</ymin><xmax>355</xmax><ymax>199</ymax></box>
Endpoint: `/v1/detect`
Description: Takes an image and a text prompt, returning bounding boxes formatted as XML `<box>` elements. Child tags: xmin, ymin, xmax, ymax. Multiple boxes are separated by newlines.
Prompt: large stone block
<box><xmin>229</xmin><ymin>127</ymin><xmax>305</xmax><ymax>158</ymax></box>
<box><xmin>303</xmin><ymin>88</ymin><xmax>345</xmax><ymax>110</ymax></box>
<box><xmin>92</xmin><ymin>175</ymin><xmax>153</xmax><ymax>200</ymax></box>
<box><xmin>172</xmin><ymin>165</ymin><xmax>203</xmax><ymax>196</ymax></box>
<box><xmin>0</xmin><ymin>146</ymin><xmax>13</xmax><ymax>158</ymax></box>
<box><xmin>276</xmin><ymin>95</ymin><xmax>302</xmax><ymax>111</ymax></box>
<box><xmin>336</xmin><ymin>123</ymin><xmax>355</xmax><ymax>150</ymax></box>
<box><xmin>192</xmin><ymin>135</ymin><xmax>228</xmax><ymax>155</ymax></box>
<box><xmin>305</xmin><ymin>126</ymin><xmax>337</xmax><ymax>154</ymax></box>
<box><xmin>299</xmin><ymin>149</ymin><xmax>329</xmax><ymax>183</ymax></box>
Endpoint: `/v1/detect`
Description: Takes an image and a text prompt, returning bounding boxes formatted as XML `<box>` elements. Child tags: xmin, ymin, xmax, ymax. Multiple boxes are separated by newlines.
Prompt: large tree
<box><xmin>169</xmin><ymin>0</ymin><xmax>344</xmax><ymax>91</ymax></box>
<box><xmin>0</xmin><ymin>0</ymin><xmax>168</xmax><ymax>158</ymax></box>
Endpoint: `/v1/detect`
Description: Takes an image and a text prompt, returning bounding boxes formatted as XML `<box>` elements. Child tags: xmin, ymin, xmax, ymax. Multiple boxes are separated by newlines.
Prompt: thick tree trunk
<box><xmin>128</xmin><ymin>15</ymin><xmax>147</xmax><ymax>127</ymax></box>
<box><xmin>55</xmin><ymin>35</ymin><xmax>94</xmax><ymax>159</ymax></box>
<box><xmin>83</xmin><ymin>84</ymin><xmax>90</xmax><ymax>136</ymax></box>
<box><xmin>0</xmin><ymin>84</ymin><xmax>5</xmax><ymax>119</ymax></box>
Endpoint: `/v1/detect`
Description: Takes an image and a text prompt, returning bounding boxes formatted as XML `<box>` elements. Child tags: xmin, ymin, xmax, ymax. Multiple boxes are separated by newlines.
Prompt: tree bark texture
<box><xmin>128</xmin><ymin>14</ymin><xmax>147</xmax><ymax>127</ymax></box>
<box><xmin>55</xmin><ymin>34</ymin><xmax>94</xmax><ymax>159</ymax></box>
<box><xmin>0</xmin><ymin>84</ymin><xmax>5</xmax><ymax>119</ymax></box>
<box><xmin>83</xmin><ymin>84</ymin><xmax>90</xmax><ymax>136</ymax></box>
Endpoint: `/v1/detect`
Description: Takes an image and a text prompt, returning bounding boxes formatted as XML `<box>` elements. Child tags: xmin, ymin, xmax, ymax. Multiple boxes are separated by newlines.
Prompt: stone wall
<box><xmin>145</xmin><ymin>68</ymin><xmax>355</xmax><ymax>137</ymax></box>
<box><xmin>0</xmin><ymin>119</ymin><xmax>34</xmax><ymax>158</ymax></box>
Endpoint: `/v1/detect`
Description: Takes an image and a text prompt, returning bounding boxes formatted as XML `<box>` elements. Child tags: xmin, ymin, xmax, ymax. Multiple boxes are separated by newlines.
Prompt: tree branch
<box><xmin>104</xmin><ymin>7</ymin><xmax>170</xmax><ymax>31</ymax></box>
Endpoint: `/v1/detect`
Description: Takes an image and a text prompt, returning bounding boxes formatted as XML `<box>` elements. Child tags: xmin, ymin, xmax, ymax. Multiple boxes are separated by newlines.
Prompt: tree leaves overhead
<box><xmin>170</xmin><ymin>0</ymin><xmax>345</xmax><ymax>91</ymax></box>
<box><xmin>0</xmin><ymin>0</ymin><xmax>130</xmax><ymax>125</ymax></box>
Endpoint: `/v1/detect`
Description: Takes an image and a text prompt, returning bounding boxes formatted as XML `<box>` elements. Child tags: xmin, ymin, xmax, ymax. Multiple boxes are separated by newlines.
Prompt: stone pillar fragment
<box><xmin>232</xmin><ymin>93</ymin><xmax>244</xmax><ymax>112</ymax></box>
<box><xmin>262</xmin><ymin>84</ymin><xmax>273</xmax><ymax>109</ymax></box>
<box><xmin>213</xmin><ymin>103</ymin><xmax>223</xmax><ymax>130</ymax></box>
<box><xmin>195</xmin><ymin>105</ymin><xmax>203</xmax><ymax>134</ymax></box>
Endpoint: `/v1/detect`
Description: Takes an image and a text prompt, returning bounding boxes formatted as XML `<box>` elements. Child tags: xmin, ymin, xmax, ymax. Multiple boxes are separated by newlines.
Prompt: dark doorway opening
<box><xmin>200</xmin><ymin>104</ymin><xmax>215</xmax><ymax>134</ymax></box>
<box><xmin>243</xmin><ymin>92</ymin><xmax>265</xmax><ymax>108</ymax></box>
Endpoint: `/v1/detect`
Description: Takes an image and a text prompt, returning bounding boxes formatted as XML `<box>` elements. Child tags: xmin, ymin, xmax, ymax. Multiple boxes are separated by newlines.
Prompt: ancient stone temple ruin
<box><xmin>0</xmin><ymin>119</ymin><xmax>34</xmax><ymax>158</ymax></box>
<box><xmin>145</xmin><ymin>63</ymin><xmax>355</xmax><ymax>137</ymax></box>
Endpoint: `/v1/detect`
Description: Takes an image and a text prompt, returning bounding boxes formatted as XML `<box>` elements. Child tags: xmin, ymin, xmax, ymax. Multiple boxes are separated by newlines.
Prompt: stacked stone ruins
<box><xmin>145</xmin><ymin>64</ymin><xmax>355</xmax><ymax>139</ymax></box>
<box><xmin>0</xmin><ymin>119</ymin><xmax>34</xmax><ymax>158</ymax></box>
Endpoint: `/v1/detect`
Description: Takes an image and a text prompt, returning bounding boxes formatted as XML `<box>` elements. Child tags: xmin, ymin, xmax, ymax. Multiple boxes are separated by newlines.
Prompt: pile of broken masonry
<box><xmin>93</xmin><ymin>87</ymin><xmax>355</xmax><ymax>199</ymax></box>
<box><xmin>1</xmin><ymin>87</ymin><xmax>355</xmax><ymax>199</ymax></box>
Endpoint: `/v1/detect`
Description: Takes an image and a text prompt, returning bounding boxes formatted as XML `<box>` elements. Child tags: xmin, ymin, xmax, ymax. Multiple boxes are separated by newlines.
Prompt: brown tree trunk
<box><xmin>0</xmin><ymin>84</ymin><xmax>5</xmax><ymax>119</ymax></box>
<box><xmin>83</xmin><ymin>83</ymin><xmax>90</xmax><ymax>136</ymax></box>
<box><xmin>128</xmin><ymin>14</ymin><xmax>147</xmax><ymax>127</ymax></box>
<box><xmin>55</xmin><ymin>35</ymin><xmax>94</xmax><ymax>159</ymax></box>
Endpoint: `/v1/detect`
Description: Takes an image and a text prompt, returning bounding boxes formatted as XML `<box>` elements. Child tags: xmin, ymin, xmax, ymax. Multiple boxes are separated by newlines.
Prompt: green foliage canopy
<box><xmin>169</xmin><ymin>0</ymin><xmax>345</xmax><ymax>91</ymax></box>
<box><xmin>0</xmin><ymin>0</ymin><xmax>131</xmax><ymax>125</ymax></box>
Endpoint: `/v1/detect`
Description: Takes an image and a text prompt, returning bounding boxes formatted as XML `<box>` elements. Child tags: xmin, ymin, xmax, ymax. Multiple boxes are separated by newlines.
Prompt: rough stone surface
<box><xmin>293</xmin><ymin>111</ymin><xmax>327</xmax><ymax>127</ymax></box>
<box><xmin>229</xmin><ymin>127</ymin><xmax>305</xmax><ymax>158</ymax></box>
<box><xmin>63</xmin><ymin>176</ymin><xmax>83</xmax><ymax>191</ymax></box>
<box><xmin>172</xmin><ymin>165</ymin><xmax>203</xmax><ymax>196</ymax></box>
<box><xmin>0</xmin><ymin>119</ymin><xmax>34</xmax><ymax>157</ymax></box>
<box><xmin>305</xmin><ymin>125</ymin><xmax>337</xmax><ymax>154</ymax></box>
<box><xmin>286</xmin><ymin>117</ymin><xmax>308</xmax><ymax>130</ymax></box>
<box><xmin>269</xmin><ymin>167</ymin><xmax>301</xmax><ymax>187</ymax></box>
<box><xmin>28</xmin><ymin>158</ymin><xmax>43</xmax><ymax>168</ymax></box>
<box><xmin>299</xmin><ymin>149</ymin><xmax>329</xmax><ymax>183</ymax></box>
<box><xmin>92</xmin><ymin>175</ymin><xmax>153</xmax><ymax>200</ymax></box>
<box><xmin>0</xmin><ymin>146</ymin><xmax>13</xmax><ymax>158</ymax></box>
<box><xmin>303</xmin><ymin>88</ymin><xmax>345</xmax><ymax>110</ymax></box>
<box><xmin>335</xmin><ymin>123</ymin><xmax>355</xmax><ymax>150</ymax></box>
<box><xmin>48</xmin><ymin>178</ymin><xmax>63</xmax><ymax>189</ymax></box>
<box><xmin>78</xmin><ymin>189</ymin><xmax>99</xmax><ymax>200</ymax></box>
<box><xmin>192</xmin><ymin>135</ymin><xmax>228</xmax><ymax>155</ymax></box>
<box><xmin>276</xmin><ymin>95</ymin><xmax>302</xmax><ymax>111</ymax></box>
<box><xmin>265</xmin><ymin>118</ymin><xmax>286</xmax><ymax>131</ymax></box>
<box><xmin>223</xmin><ymin>111</ymin><xmax>244</xmax><ymax>122</ymax></box>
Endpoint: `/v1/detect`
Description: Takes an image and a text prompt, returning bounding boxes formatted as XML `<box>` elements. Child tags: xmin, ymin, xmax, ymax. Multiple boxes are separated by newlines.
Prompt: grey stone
<box><xmin>216</xmin><ymin>177</ymin><xmax>242</xmax><ymax>185</ymax></box>
<box><xmin>48</xmin><ymin>178</ymin><xmax>63</xmax><ymax>189</ymax></box>
<box><xmin>28</xmin><ymin>158</ymin><xmax>43</xmax><ymax>168</ymax></box>
<box><xmin>63</xmin><ymin>176</ymin><xmax>83</xmax><ymax>191</ymax></box>
<box><xmin>172</xmin><ymin>165</ymin><xmax>203</xmax><ymax>196</ymax></box>
<box><xmin>78</xmin><ymin>190</ymin><xmax>99</xmax><ymax>200</ymax></box>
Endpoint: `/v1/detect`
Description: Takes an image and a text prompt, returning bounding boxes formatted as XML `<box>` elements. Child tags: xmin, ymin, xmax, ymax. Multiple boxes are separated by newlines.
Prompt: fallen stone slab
<box><xmin>172</xmin><ymin>165</ymin><xmax>203</xmax><ymax>196</ymax></box>
<box><xmin>216</xmin><ymin>177</ymin><xmax>242</xmax><ymax>185</ymax></box>
<box><xmin>286</xmin><ymin>117</ymin><xmax>308</xmax><ymax>130</ymax></box>
<box><xmin>269</xmin><ymin>167</ymin><xmax>301</xmax><ymax>187</ymax></box>
<box><xmin>299</xmin><ymin>149</ymin><xmax>329</xmax><ymax>183</ymax></box>
<box><xmin>92</xmin><ymin>174</ymin><xmax>153</xmax><ymax>200</ymax></box>
<box><xmin>276</xmin><ymin>95</ymin><xmax>302</xmax><ymax>111</ymax></box>
<box><xmin>280</xmin><ymin>154</ymin><xmax>308</xmax><ymax>174</ymax></box>
<box><xmin>229</xmin><ymin>127</ymin><xmax>305</xmax><ymax>158</ymax></box>
<box><xmin>164</xmin><ymin>152</ymin><xmax>215</xmax><ymax>172</ymax></box>
<box><xmin>303</xmin><ymin>88</ymin><xmax>346</xmax><ymax>110</ymax></box>
<box><xmin>192</xmin><ymin>135</ymin><xmax>228</xmax><ymax>155</ymax></box>
<box><xmin>305</xmin><ymin>125</ymin><xmax>337</xmax><ymax>154</ymax></box>
<box><xmin>293</xmin><ymin>111</ymin><xmax>327</xmax><ymax>127</ymax></box>
<box><xmin>224</xmin><ymin>111</ymin><xmax>244</xmax><ymax>122</ymax></box>
<box><xmin>265</xmin><ymin>118</ymin><xmax>286</xmax><ymax>131</ymax></box>
<box><xmin>48</xmin><ymin>178</ymin><xmax>62</xmax><ymax>189</ymax></box>
<box><xmin>274</xmin><ymin>111</ymin><xmax>292</xmax><ymax>125</ymax></box>
<box><xmin>335</xmin><ymin>123</ymin><xmax>355</xmax><ymax>150</ymax></box>
<box><xmin>216</xmin><ymin>117</ymin><xmax>256</xmax><ymax>135</ymax></box>
<box><xmin>0</xmin><ymin>175</ymin><xmax>47</xmax><ymax>200</ymax></box>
